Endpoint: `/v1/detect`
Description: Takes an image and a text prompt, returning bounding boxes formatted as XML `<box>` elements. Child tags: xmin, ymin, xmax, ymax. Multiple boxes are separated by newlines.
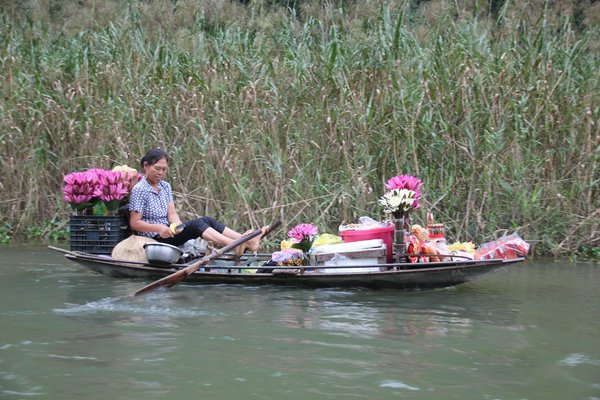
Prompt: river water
<box><xmin>1</xmin><ymin>244</ymin><xmax>598</xmax><ymax>400</ymax></box>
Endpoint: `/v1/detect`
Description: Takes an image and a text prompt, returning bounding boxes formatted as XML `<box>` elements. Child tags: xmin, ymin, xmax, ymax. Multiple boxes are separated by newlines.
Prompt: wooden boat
<box><xmin>50</xmin><ymin>247</ymin><xmax>525</xmax><ymax>290</ymax></box>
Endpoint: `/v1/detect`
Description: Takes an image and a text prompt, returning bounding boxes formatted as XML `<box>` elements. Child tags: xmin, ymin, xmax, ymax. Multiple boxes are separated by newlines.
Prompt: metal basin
<box><xmin>143</xmin><ymin>242</ymin><xmax>183</xmax><ymax>265</ymax></box>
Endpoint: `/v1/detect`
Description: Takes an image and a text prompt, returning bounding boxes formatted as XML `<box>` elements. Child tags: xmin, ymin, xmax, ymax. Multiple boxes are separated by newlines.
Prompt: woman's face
<box><xmin>144</xmin><ymin>157</ymin><xmax>169</xmax><ymax>184</ymax></box>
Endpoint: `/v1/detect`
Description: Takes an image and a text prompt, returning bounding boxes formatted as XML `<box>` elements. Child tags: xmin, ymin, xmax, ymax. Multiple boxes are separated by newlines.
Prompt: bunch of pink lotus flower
<box><xmin>384</xmin><ymin>175</ymin><xmax>423</xmax><ymax>209</ymax></box>
<box><xmin>287</xmin><ymin>223</ymin><xmax>319</xmax><ymax>253</ymax></box>
<box><xmin>288</xmin><ymin>223</ymin><xmax>319</xmax><ymax>242</ymax></box>
<box><xmin>63</xmin><ymin>168</ymin><xmax>134</xmax><ymax>212</ymax></box>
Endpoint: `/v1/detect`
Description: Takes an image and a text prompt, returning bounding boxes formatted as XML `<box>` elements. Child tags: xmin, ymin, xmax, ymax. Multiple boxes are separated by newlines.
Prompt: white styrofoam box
<box><xmin>324</xmin><ymin>257</ymin><xmax>379</xmax><ymax>266</ymax></box>
<box><xmin>314</xmin><ymin>239</ymin><xmax>387</xmax><ymax>266</ymax></box>
<box><xmin>321</xmin><ymin>257</ymin><xmax>382</xmax><ymax>273</ymax></box>
<box><xmin>314</xmin><ymin>239</ymin><xmax>384</xmax><ymax>254</ymax></box>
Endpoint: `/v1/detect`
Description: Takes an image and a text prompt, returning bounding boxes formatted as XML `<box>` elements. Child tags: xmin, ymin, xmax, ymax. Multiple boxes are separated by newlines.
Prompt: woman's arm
<box><xmin>129</xmin><ymin>210</ymin><xmax>174</xmax><ymax>238</ymax></box>
<box><xmin>167</xmin><ymin>202</ymin><xmax>182</xmax><ymax>227</ymax></box>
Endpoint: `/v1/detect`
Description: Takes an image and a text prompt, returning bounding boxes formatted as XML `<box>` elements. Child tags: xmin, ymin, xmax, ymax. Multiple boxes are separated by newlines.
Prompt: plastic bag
<box><xmin>324</xmin><ymin>253</ymin><xmax>351</xmax><ymax>266</ymax></box>
<box><xmin>180</xmin><ymin>239</ymin><xmax>208</xmax><ymax>257</ymax></box>
<box><xmin>475</xmin><ymin>233</ymin><xmax>529</xmax><ymax>260</ymax></box>
<box><xmin>271</xmin><ymin>249</ymin><xmax>305</xmax><ymax>266</ymax></box>
<box><xmin>313</xmin><ymin>234</ymin><xmax>343</xmax><ymax>247</ymax></box>
<box><xmin>339</xmin><ymin>216</ymin><xmax>391</xmax><ymax>232</ymax></box>
<box><xmin>280</xmin><ymin>238</ymin><xmax>297</xmax><ymax>250</ymax></box>
<box><xmin>433</xmin><ymin>240</ymin><xmax>451</xmax><ymax>259</ymax></box>
<box><xmin>447</xmin><ymin>242</ymin><xmax>476</xmax><ymax>254</ymax></box>
<box><xmin>453</xmin><ymin>250</ymin><xmax>475</xmax><ymax>260</ymax></box>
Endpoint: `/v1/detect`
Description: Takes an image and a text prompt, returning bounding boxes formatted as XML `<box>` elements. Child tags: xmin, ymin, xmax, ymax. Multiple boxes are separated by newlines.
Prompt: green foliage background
<box><xmin>0</xmin><ymin>0</ymin><xmax>598</xmax><ymax>256</ymax></box>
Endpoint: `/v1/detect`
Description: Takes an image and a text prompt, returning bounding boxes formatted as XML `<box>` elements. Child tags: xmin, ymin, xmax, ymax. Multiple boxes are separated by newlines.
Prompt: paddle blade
<box><xmin>133</xmin><ymin>268</ymin><xmax>189</xmax><ymax>296</ymax></box>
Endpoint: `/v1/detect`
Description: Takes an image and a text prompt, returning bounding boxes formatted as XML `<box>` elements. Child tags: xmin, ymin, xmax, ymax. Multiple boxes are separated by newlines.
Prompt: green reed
<box><xmin>0</xmin><ymin>0</ymin><xmax>598</xmax><ymax>255</ymax></box>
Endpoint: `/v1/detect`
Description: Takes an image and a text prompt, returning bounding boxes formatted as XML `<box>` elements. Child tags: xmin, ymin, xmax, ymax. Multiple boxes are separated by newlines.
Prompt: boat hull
<box><xmin>63</xmin><ymin>253</ymin><xmax>525</xmax><ymax>290</ymax></box>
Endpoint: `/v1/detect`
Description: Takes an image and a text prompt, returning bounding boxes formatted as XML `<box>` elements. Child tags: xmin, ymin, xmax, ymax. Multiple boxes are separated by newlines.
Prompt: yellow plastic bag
<box><xmin>447</xmin><ymin>242</ymin><xmax>476</xmax><ymax>253</ymax></box>
<box><xmin>280</xmin><ymin>239</ymin><xmax>297</xmax><ymax>250</ymax></box>
<box><xmin>313</xmin><ymin>234</ymin><xmax>343</xmax><ymax>247</ymax></box>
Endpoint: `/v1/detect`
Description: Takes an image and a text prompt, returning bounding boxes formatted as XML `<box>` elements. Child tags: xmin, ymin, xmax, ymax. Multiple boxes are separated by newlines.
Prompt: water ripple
<box><xmin>379</xmin><ymin>380</ymin><xmax>421</xmax><ymax>391</ymax></box>
<box><xmin>558</xmin><ymin>353</ymin><xmax>600</xmax><ymax>367</ymax></box>
<box><xmin>2</xmin><ymin>390</ymin><xmax>44</xmax><ymax>397</ymax></box>
<box><xmin>46</xmin><ymin>354</ymin><xmax>99</xmax><ymax>361</ymax></box>
<box><xmin>53</xmin><ymin>298</ymin><xmax>207</xmax><ymax>318</ymax></box>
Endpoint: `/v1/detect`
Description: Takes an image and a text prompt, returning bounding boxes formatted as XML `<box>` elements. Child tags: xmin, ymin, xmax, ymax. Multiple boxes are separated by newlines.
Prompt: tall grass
<box><xmin>0</xmin><ymin>0</ymin><xmax>598</xmax><ymax>255</ymax></box>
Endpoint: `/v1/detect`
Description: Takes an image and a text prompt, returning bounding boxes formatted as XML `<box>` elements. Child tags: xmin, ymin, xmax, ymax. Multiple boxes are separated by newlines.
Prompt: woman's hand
<box><xmin>158</xmin><ymin>225</ymin><xmax>174</xmax><ymax>238</ymax></box>
<box><xmin>169</xmin><ymin>223</ymin><xmax>184</xmax><ymax>234</ymax></box>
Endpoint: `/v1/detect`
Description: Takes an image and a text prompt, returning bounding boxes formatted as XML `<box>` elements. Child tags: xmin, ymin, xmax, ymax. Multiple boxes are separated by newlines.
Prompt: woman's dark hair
<box><xmin>140</xmin><ymin>148</ymin><xmax>169</xmax><ymax>169</ymax></box>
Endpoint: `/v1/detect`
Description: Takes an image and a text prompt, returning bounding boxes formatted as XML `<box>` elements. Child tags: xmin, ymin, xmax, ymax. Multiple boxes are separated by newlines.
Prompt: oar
<box><xmin>133</xmin><ymin>218</ymin><xmax>281</xmax><ymax>296</ymax></box>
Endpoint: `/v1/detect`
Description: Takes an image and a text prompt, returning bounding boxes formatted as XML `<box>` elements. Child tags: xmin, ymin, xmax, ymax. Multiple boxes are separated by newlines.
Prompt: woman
<box><xmin>129</xmin><ymin>148</ymin><xmax>262</xmax><ymax>254</ymax></box>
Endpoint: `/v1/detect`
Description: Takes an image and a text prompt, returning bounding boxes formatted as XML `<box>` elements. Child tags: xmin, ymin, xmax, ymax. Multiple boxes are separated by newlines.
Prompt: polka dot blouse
<box><xmin>129</xmin><ymin>177</ymin><xmax>173</xmax><ymax>237</ymax></box>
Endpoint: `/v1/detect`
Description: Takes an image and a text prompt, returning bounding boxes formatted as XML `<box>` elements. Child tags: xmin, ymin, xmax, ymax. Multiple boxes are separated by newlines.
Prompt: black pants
<box><xmin>155</xmin><ymin>216</ymin><xmax>225</xmax><ymax>247</ymax></box>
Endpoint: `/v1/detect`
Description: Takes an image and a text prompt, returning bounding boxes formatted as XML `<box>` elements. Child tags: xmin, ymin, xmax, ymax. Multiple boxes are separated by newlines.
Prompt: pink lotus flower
<box><xmin>384</xmin><ymin>175</ymin><xmax>423</xmax><ymax>209</ymax></box>
<box><xmin>63</xmin><ymin>171</ymin><xmax>97</xmax><ymax>206</ymax></box>
<box><xmin>287</xmin><ymin>223</ymin><xmax>319</xmax><ymax>242</ymax></box>
<box><xmin>94</xmin><ymin>170</ymin><xmax>129</xmax><ymax>202</ymax></box>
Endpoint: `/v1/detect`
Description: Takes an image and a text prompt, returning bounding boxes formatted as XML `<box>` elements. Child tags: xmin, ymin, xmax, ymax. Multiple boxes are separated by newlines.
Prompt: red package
<box><xmin>475</xmin><ymin>233</ymin><xmax>529</xmax><ymax>260</ymax></box>
<box><xmin>406</xmin><ymin>235</ymin><xmax>421</xmax><ymax>263</ymax></box>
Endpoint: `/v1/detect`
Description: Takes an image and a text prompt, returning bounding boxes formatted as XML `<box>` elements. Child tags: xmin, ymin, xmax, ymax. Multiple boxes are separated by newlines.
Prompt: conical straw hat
<box><xmin>111</xmin><ymin>235</ymin><xmax>157</xmax><ymax>263</ymax></box>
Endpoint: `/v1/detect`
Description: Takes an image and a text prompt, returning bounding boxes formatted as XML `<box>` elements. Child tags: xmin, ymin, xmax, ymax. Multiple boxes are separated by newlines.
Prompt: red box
<box><xmin>339</xmin><ymin>226</ymin><xmax>395</xmax><ymax>263</ymax></box>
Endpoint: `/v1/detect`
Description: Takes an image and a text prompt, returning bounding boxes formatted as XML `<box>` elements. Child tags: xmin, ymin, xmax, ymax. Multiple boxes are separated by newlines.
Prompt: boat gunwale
<box><xmin>63</xmin><ymin>252</ymin><xmax>524</xmax><ymax>277</ymax></box>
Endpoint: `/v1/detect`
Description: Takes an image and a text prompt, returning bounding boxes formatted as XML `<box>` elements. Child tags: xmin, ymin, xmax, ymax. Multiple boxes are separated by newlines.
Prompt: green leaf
<box><xmin>291</xmin><ymin>238</ymin><xmax>312</xmax><ymax>254</ymax></box>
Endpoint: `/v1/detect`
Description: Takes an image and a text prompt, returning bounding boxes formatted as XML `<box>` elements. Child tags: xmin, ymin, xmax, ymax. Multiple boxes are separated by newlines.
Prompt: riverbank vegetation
<box><xmin>0</xmin><ymin>0</ymin><xmax>598</xmax><ymax>257</ymax></box>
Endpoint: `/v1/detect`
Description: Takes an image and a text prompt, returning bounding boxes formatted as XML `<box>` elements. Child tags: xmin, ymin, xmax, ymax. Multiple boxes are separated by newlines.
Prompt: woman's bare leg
<box><xmin>201</xmin><ymin>227</ymin><xmax>240</xmax><ymax>246</ymax></box>
<box><xmin>201</xmin><ymin>226</ymin><xmax>266</xmax><ymax>255</ymax></box>
<box><xmin>221</xmin><ymin>227</ymin><xmax>243</xmax><ymax>240</ymax></box>
<box><xmin>219</xmin><ymin>226</ymin><xmax>267</xmax><ymax>252</ymax></box>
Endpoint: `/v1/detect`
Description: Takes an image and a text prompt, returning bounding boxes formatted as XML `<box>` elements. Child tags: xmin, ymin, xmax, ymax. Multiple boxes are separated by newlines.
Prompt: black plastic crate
<box><xmin>69</xmin><ymin>215</ymin><xmax>130</xmax><ymax>254</ymax></box>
